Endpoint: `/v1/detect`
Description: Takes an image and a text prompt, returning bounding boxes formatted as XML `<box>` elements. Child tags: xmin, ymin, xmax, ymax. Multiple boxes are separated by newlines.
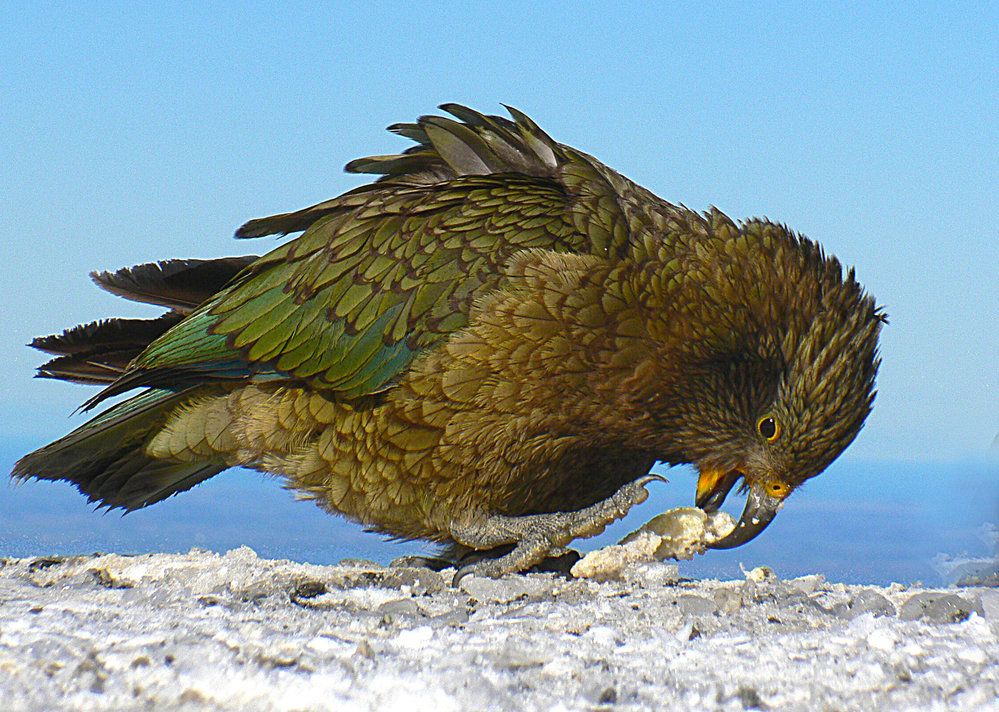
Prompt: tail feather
<box><xmin>32</xmin><ymin>314</ymin><xmax>184</xmax><ymax>384</ymax></box>
<box><xmin>29</xmin><ymin>255</ymin><xmax>259</xmax><ymax>386</ymax></box>
<box><xmin>91</xmin><ymin>256</ymin><xmax>258</xmax><ymax>312</ymax></box>
<box><xmin>16</xmin><ymin>257</ymin><xmax>254</xmax><ymax>509</ymax></box>
<box><xmin>36</xmin><ymin>353</ymin><xmax>130</xmax><ymax>385</ymax></box>
<box><xmin>31</xmin><ymin>314</ymin><xmax>183</xmax><ymax>356</ymax></box>
<box><xmin>13</xmin><ymin>389</ymin><xmax>227</xmax><ymax>510</ymax></box>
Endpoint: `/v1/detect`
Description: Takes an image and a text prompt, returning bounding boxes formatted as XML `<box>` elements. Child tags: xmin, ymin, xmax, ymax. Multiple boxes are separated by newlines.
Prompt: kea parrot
<box><xmin>14</xmin><ymin>104</ymin><xmax>884</xmax><ymax>579</ymax></box>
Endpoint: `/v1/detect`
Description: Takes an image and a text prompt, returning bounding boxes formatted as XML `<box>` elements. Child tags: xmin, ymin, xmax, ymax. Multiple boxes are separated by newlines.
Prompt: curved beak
<box><xmin>707</xmin><ymin>481</ymin><xmax>783</xmax><ymax>549</ymax></box>
<box><xmin>695</xmin><ymin>469</ymin><xmax>742</xmax><ymax>513</ymax></box>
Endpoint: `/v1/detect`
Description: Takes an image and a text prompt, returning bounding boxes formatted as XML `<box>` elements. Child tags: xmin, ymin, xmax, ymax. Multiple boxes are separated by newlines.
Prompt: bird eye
<box><xmin>757</xmin><ymin>416</ymin><xmax>780</xmax><ymax>441</ymax></box>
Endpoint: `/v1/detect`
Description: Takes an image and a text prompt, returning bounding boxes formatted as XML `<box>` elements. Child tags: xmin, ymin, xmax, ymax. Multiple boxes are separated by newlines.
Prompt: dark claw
<box><xmin>641</xmin><ymin>473</ymin><xmax>670</xmax><ymax>486</ymax></box>
<box><xmin>452</xmin><ymin>564</ymin><xmax>478</xmax><ymax>586</ymax></box>
<box><xmin>390</xmin><ymin>555</ymin><xmax>454</xmax><ymax>571</ymax></box>
<box><xmin>708</xmin><ymin>482</ymin><xmax>782</xmax><ymax>549</ymax></box>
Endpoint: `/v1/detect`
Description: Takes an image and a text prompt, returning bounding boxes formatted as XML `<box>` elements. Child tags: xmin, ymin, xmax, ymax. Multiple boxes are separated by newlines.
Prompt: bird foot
<box><xmin>400</xmin><ymin>545</ymin><xmax>580</xmax><ymax>577</ymax></box>
<box><xmin>389</xmin><ymin>555</ymin><xmax>455</xmax><ymax>572</ymax></box>
<box><xmin>450</xmin><ymin>474</ymin><xmax>664</xmax><ymax>584</ymax></box>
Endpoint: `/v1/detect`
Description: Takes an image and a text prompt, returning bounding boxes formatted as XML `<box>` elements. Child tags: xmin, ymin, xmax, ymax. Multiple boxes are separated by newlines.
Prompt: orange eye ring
<box><xmin>757</xmin><ymin>415</ymin><xmax>781</xmax><ymax>442</ymax></box>
<box><xmin>767</xmin><ymin>481</ymin><xmax>790</xmax><ymax>499</ymax></box>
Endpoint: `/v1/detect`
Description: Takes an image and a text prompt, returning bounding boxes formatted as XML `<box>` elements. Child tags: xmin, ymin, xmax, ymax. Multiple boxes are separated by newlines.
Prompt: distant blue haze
<box><xmin>2</xmin><ymin>439</ymin><xmax>995</xmax><ymax>585</ymax></box>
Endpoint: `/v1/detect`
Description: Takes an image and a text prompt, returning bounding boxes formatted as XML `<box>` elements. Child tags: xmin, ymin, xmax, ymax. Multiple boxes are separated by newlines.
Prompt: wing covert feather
<box><xmin>132</xmin><ymin>177</ymin><xmax>582</xmax><ymax>398</ymax></box>
<box><xmin>93</xmin><ymin>104</ymin><xmax>647</xmax><ymax>406</ymax></box>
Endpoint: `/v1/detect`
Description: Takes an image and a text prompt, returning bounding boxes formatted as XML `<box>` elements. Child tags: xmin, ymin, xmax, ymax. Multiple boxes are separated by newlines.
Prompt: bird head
<box><xmin>648</xmin><ymin>218</ymin><xmax>884</xmax><ymax>549</ymax></box>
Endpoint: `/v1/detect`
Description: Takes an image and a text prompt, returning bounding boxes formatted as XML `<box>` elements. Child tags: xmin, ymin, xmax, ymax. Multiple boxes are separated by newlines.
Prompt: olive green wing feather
<box><xmin>88</xmin><ymin>105</ymin><xmax>638</xmax><ymax>405</ymax></box>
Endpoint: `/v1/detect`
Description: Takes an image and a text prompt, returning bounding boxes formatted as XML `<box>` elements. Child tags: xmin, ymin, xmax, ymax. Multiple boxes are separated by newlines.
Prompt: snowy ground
<box><xmin>1</xmin><ymin>547</ymin><xmax>996</xmax><ymax>711</ymax></box>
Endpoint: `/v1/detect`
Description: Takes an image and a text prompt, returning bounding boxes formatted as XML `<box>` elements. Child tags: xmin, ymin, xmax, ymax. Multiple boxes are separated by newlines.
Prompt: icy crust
<box><xmin>1</xmin><ymin>548</ymin><xmax>997</xmax><ymax>712</ymax></box>
<box><xmin>572</xmin><ymin>507</ymin><xmax>736</xmax><ymax>580</ymax></box>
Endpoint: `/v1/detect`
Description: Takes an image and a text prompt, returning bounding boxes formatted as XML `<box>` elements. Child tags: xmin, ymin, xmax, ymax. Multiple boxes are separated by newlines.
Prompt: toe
<box><xmin>452</xmin><ymin>557</ymin><xmax>507</xmax><ymax>585</ymax></box>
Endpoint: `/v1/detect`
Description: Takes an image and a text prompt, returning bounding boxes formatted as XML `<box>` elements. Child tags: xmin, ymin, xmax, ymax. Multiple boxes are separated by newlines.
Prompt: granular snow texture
<box><xmin>1</xmin><ymin>547</ymin><xmax>996</xmax><ymax>711</ymax></box>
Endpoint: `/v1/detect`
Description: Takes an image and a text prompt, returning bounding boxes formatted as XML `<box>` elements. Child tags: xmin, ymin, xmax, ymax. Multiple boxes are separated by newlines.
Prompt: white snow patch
<box><xmin>0</xmin><ymin>547</ymin><xmax>996</xmax><ymax>711</ymax></box>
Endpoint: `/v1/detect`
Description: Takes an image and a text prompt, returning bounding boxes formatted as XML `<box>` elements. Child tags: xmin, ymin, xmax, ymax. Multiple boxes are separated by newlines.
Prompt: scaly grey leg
<box><xmin>449</xmin><ymin>474</ymin><xmax>666</xmax><ymax>584</ymax></box>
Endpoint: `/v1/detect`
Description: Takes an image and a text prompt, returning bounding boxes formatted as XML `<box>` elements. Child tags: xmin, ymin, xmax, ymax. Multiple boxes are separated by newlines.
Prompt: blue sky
<box><xmin>1</xmin><ymin>2</ymin><xmax>996</xmax><ymax>462</ymax></box>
